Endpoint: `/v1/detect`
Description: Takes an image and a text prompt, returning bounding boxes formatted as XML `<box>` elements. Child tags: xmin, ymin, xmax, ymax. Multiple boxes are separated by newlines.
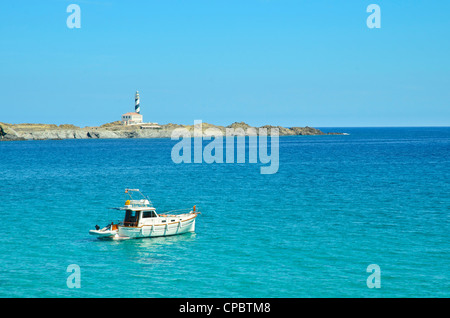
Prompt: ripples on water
<box><xmin>0</xmin><ymin>127</ymin><xmax>449</xmax><ymax>297</ymax></box>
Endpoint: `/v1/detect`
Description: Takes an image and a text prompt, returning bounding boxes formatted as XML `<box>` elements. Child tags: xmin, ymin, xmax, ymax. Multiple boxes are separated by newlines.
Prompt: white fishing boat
<box><xmin>89</xmin><ymin>189</ymin><xmax>200</xmax><ymax>240</ymax></box>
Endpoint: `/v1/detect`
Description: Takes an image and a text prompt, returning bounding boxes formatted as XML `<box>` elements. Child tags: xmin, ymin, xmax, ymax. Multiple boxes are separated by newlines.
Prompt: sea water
<box><xmin>0</xmin><ymin>127</ymin><xmax>448</xmax><ymax>297</ymax></box>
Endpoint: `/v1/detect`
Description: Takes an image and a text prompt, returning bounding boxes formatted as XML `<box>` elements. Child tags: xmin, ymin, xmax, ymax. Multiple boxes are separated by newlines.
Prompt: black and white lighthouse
<box><xmin>135</xmin><ymin>91</ymin><xmax>140</xmax><ymax>114</ymax></box>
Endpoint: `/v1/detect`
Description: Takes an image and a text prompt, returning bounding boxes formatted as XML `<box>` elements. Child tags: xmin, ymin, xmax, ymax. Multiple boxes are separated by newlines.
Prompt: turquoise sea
<box><xmin>0</xmin><ymin>127</ymin><xmax>449</xmax><ymax>297</ymax></box>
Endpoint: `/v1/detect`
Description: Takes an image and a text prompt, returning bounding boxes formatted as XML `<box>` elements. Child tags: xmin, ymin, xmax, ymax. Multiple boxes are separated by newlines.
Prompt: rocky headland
<box><xmin>0</xmin><ymin>121</ymin><xmax>343</xmax><ymax>141</ymax></box>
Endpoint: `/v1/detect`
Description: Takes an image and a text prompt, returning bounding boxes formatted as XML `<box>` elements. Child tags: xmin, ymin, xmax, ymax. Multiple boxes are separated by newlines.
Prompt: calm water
<box><xmin>0</xmin><ymin>127</ymin><xmax>449</xmax><ymax>297</ymax></box>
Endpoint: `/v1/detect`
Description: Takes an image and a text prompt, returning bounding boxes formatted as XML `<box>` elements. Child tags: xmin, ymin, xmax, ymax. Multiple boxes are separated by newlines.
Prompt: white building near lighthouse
<box><xmin>121</xmin><ymin>112</ymin><xmax>143</xmax><ymax>125</ymax></box>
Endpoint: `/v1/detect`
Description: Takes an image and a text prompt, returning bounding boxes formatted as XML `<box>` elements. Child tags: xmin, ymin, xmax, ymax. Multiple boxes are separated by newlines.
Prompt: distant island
<box><xmin>0</xmin><ymin>91</ymin><xmax>344</xmax><ymax>141</ymax></box>
<box><xmin>0</xmin><ymin>121</ymin><xmax>343</xmax><ymax>141</ymax></box>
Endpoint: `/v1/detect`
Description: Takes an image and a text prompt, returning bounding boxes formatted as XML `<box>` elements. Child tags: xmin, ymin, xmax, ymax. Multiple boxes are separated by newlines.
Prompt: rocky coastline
<box><xmin>0</xmin><ymin>121</ymin><xmax>343</xmax><ymax>141</ymax></box>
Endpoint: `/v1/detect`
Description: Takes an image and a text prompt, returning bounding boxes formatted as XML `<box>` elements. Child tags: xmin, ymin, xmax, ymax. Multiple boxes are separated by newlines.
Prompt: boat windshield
<box><xmin>124</xmin><ymin>210</ymin><xmax>139</xmax><ymax>226</ymax></box>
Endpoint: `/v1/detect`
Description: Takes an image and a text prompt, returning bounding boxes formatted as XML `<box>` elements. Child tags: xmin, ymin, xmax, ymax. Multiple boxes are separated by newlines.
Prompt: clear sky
<box><xmin>0</xmin><ymin>0</ymin><xmax>449</xmax><ymax>127</ymax></box>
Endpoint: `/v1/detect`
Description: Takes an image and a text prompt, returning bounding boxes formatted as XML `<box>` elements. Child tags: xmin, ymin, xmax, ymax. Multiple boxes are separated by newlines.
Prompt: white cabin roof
<box><xmin>115</xmin><ymin>206</ymin><xmax>156</xmax><ymax>212</ymax></box>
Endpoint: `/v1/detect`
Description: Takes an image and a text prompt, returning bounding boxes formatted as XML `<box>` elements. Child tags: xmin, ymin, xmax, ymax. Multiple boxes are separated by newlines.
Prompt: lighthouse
<box><xmin>135</xmin><ymin>91</ymin><xmax>140</xmax><ymax>114</ymax></box>
<box><xmin>120</xmin><ymin>91</ymin><xmax>160</xmax><ymax>128</ymax></box>
<box><xmin>121</xmin><ymin>91</ymin><xmax>143</xmax><ymax>125</ymax></box>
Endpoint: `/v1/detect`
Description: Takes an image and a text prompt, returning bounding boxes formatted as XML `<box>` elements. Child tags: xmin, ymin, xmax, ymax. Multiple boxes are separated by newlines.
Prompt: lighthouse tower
<box><xmin>135</xmin><ymin>91</ymin><xmax>140</xmax><ymax>114</ymax></box>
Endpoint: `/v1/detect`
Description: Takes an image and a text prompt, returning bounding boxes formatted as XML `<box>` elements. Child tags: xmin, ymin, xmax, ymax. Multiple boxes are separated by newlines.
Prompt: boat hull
<box><xmin>118</xmin><ymin>216</ymin><xmax>196</xmax><ymax>239</ymax></box>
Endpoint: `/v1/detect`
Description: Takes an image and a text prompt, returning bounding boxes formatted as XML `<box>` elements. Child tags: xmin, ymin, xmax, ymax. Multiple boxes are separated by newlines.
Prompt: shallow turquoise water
<box><xmin>0</xmin><ymin>127</ymin><xmax>449</xmax><ymax>297</ymax></box>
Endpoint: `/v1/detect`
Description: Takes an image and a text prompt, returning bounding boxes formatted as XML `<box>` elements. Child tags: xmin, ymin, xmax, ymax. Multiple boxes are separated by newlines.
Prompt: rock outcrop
<box><xmin>0</xmin><ymin>121</ymin><xmax>343</xmax><ymax>141</ymax></box>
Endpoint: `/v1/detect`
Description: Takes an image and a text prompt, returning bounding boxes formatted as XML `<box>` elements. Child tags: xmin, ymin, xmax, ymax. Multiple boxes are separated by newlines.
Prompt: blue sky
<box><xmin>0</xmin><ymin>0</ymin><xmax>449</xmax><ymax>127</ymax></box>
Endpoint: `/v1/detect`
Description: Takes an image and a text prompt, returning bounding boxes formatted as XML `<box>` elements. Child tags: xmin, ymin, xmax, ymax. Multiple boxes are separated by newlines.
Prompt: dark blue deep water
<box><xmin>0</xmin><ymin>127</ymin><xmax>449</xmax><ymax>297</ymax></box>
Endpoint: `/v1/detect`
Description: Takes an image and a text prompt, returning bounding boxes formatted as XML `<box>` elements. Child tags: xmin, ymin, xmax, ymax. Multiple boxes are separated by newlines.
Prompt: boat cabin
<box><xmin>123</xmin><ymin>208</ymin><xmax>158</xmax><ymax>227</ymax></box>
